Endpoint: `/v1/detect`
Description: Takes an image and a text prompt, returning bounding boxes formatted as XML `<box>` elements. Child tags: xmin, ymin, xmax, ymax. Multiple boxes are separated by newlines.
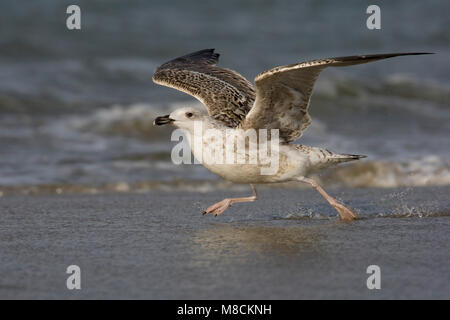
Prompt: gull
<box><xmin>153</xmin><ymin>49</ymin><xmax>430</xmax><ymax>220</ymax></box>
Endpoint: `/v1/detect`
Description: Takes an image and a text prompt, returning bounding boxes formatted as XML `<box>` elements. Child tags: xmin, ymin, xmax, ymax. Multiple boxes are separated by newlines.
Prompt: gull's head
<box><xmin>153</xmin><ymin>107</ymin><xmax>207</xmax><ymax>132</ymax></box>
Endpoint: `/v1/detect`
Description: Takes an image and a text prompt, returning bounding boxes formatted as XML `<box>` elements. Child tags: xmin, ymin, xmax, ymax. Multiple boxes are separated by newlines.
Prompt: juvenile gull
<box><xmin>153</xmin><ymin>49</ymin><xmax>430</xmax><ymax>220</ymax></box>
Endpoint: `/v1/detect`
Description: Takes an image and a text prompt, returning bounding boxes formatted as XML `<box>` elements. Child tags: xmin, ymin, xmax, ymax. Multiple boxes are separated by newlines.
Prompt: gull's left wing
<box><xmin>153</xmin><ymin>49</ymin><xmax>255</xmax><ymax>127</ymax></box>
<box><xmin>240</xmin><ymin>52</ymin><xmax>432</xmax><ymax>143</ymax></box>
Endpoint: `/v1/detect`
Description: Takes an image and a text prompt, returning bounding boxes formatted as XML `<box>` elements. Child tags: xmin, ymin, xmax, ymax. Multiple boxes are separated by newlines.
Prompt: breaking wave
<box><xmin>316</xmin><ymin>156</ymin><xmax>450</xmax><ymax>188</ymax></box>
<box><xmin>1</xmin><ymin>156</ymin><xmax>449</xmax><ymax>197</ymax></box>
<box><xmin>63</xmin><ymin>101</ymin><xmax>203</xmax><ymax>139</ymax></box>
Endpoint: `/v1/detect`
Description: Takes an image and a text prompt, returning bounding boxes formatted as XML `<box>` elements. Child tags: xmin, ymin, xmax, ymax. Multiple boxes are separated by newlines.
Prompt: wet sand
<box><xmin>0</xmin><ymin>186</ymin><xmax>449</xmax><ymax>299</ymax></box>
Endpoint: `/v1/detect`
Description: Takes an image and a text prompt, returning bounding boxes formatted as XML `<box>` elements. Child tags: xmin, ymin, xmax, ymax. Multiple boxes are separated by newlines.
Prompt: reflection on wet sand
<box><xmin>190</xmin><ymin>224</ymin><xmax>327</xmax><ymax>266</ymax></box>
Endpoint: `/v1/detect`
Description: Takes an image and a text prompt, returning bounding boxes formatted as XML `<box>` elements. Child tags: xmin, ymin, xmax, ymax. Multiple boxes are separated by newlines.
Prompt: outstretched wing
<box><xmin>152</xmin><ymin>49</ymin><xmax>255</xmax><ymax>127</ymax></box>
<box><xmin>240</xmin><ymin>52</ymin><xmax>431</xmax><ymax>143</ymax></box>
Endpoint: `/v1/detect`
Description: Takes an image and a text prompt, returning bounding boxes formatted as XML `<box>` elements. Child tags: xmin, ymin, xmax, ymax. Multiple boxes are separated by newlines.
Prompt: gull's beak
<box><xmin>153</xmin><ymin>115</ymin><xmax>174</xmax><ymax>126</ymax></box>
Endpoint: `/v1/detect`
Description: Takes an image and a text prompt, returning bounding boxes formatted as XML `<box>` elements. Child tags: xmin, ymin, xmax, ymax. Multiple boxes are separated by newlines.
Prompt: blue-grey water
<box><xmin>0</xmin><ymin>0</ymin><xmax>450</xmax><ymax>300</ymax></box>
<box><xmin>0</xmin><ymin>0</ymin><xmax>450</xmax><ymax>191</ymax></box>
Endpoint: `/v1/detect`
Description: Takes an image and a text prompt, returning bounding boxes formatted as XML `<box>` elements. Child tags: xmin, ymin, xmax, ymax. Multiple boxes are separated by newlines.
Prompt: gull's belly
<box><xmin>187</xmin><ymin>130</ymin><xmax>311</xmax><ymax>183</ymax></box>
<box><xmin>204</xmin><ymin>163</ymin><xmax>276</xmax><ymax>183</ymax></box>
<box><xmin>202</xmin><ymin>151</ymin><xmax>308</xmax><ymax>184</ymax></box>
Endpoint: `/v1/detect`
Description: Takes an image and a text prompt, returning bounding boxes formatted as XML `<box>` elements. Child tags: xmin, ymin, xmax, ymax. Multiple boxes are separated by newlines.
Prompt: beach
<box><xmin>1</xmin><ymin>0</ymin><xmax>450</xmax><ymax>300</ymax></box>
<box><xmin>1</xmin><ymin>186</ymin><xmax>449</xmax><ymax>299</ymax></box>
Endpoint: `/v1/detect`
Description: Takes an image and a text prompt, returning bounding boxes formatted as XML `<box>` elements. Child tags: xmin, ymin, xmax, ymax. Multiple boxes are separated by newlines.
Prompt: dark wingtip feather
<box><xmin>180</xmin><ymin>48</ymin><xmax>219</xmax><ymax>60</ymax></box>
<box><xmin>403</xmin><ymin>52</ymin><xmax>434</xmax><ymax>55</ymax></box>
<box><xmin>331</xmin><ymin>52</ymin><xmax>434</xmax><ymax>67</ymax></box>
<box><xmin>375</xmin><ymin>52</ymin><xmax>434</xmax><ymax>58</ymax></box>
<box><xmin>156</xmin><ymin>49</ymin><xmax>221</xmax><ymax>70</ymax></box>
<box><xmin>163</xmin><ymin>49</ymin><xmax>220</xmax><ymax>66</ymax></box>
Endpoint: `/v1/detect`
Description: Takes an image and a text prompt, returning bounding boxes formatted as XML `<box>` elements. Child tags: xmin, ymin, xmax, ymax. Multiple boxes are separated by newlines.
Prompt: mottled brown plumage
<box><xmin>152</xmin><ymin>49</ymin><xmax>255</xmax><ymax>127</ymax></box>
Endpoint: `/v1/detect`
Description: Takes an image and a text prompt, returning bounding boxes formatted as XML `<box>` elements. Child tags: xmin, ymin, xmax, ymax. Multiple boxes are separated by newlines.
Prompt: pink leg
<box><xmin>298</xmin><ymin>177</ymin><xmax>357</xmax><ymax>221</ymax></box>
<box><xmin>203</xmin><ymin>184</ymin><xmax>258</xmax><ymax>216</ymax></box>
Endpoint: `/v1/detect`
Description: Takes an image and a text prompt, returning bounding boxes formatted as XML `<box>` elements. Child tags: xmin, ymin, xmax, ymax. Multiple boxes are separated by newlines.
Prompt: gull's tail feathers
<box><xmin>295</xmin><ymin>145</ymin><xmax>367</xmax><ymax>170</ymax></box>
<box><xmin>330</xmin><ymin>153</ymin><xmax>367</xmax><ymax>164</ymax></box>
<box><xmin>336</xmin><ymin>153</ymin><xmax>367</xmax><ymax>160</ymax></box>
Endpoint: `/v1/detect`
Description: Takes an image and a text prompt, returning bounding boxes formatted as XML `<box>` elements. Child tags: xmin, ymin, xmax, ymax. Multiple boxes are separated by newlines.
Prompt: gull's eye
<box><xmin>185</xmin><ymin>112</ymin><xmax>193</xmax><ymax>118</ymax></box>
